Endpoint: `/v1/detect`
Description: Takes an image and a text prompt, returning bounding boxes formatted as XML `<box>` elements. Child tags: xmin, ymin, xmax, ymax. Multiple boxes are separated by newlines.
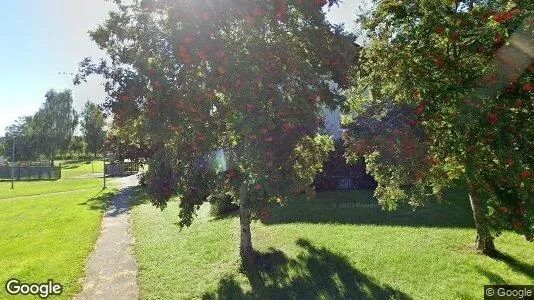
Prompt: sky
<box><xmin>0</xmin><ymin>0</ymin><xmax>361</xmax><ymax>136</ymax></box>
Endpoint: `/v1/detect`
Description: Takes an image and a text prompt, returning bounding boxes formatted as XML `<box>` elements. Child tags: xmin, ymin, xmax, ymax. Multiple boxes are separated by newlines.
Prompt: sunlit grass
<box><xmin>0</xmin><ymin>188</ymin><xmax>117</xmax><ymax>299</ymax></box>
<box><xmin>0</xmin><ymin>161</ymin><xmax>105</xmax><ymax>199</ymax></box>
<box><xmin>0</xmin><ymin>160</ymin><xmax>117</xmax><ymax>299</ymax></box>
<box><xmin>60</xmin><ymin>160</ymin><xmax>104</xmax><ymax>177</ymax></box>
<box><xmin>131</xmin><ymin>188</ymin><xmax>534</xmax><ymax>299</ymax></box>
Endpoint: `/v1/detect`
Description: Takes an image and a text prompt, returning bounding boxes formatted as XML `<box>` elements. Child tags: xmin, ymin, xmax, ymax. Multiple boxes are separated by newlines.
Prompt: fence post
<box><xmin>59</xmin><ymin>163</ymin><xmax>62</xmax><ymax>179</ymax></box>
<box><xmin>17</xmin><ymin>162</ymin><xmax>21</xmax><ymax>180</ymax></box>
<box><xmin>103</xmin><ymin>159</ymin><xmax>107</xmax><ymax>189</ymax></box>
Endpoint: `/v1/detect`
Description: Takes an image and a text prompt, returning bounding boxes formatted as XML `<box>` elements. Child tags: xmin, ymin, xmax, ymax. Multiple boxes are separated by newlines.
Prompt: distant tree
<box><xmin>76</xmin><ymin>0</ymin><xmax>357</xmax><ymax>264</ymax></box>
<box><xmin>80</xmin><ymin>101</ymin><xmax>106</xmax><ymax>157</ymax></box>
<box><xmin>3</xmin><ymin>116</ymin><xmax>39</xmax><ymax>161</ymax></box>
<box><xmin>69</xmin><ymin>136</ymin><xmax>87</xmax><ymax>157</ymax></box>
<box><xmin>33</xmin><ymin>90</ymin><xmax>78</xmax><ymax>164</ymax></box>
<box><xmin>103</xmin><ymin>124</ymin><xmax>152</xmax><ymax>164</ymax></box>
<box><xmin>0</xmin><ymin>136</ymin><xmax>4</xmax><ymax>158</ymax></box>
<box><xmin>344</xmin><ymin>0</ymin><xmax>533</xmax><ymax>254</ymax></box>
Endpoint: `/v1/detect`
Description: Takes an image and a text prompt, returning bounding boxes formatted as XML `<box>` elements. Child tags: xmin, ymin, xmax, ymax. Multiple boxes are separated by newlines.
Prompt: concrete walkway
<box><xmin>75</xmin><ymin>175</ymin><xmax>140</xmax><ymax>300</ymax></box>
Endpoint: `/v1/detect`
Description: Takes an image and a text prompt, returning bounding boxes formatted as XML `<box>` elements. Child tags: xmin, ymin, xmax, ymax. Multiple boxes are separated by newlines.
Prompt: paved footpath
<box><xmin>75</xmin><ymin>175</ymin><xmax>140</xmax><ymax>300</ymax></box>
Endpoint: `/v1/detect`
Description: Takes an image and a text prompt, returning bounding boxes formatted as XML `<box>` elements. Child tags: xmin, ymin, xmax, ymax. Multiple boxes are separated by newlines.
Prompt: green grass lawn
<box><xmin>131</xmin><ymin>188</ymin><xmax>534</xmax><ymax>299</ymax></box>
<box><xmin>0</xmin><ymin>161</ymin><xmax>105</xmax><ymax>199</ymax></box>
<box><xmin>60</xmin><ymin>160</ymin><xmax>104</xmax><ymax>177</ymax></box>
<box><xmin>0</xmin><ymin>161</ymin><xmax>116</xmax><ymax>299</ymax></box>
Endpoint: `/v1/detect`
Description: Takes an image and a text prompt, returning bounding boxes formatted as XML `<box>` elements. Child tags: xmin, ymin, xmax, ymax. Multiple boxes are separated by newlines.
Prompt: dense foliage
<box><xmin>81</xmin><ymin>102</ymin><xmax>107</xmax><ymax>156</ymax></box>
<box><xmin>3</xmin><ymin>89</ymin><xmax>79</xmax><ymax>163</ymax></box>
<box><xmin>76</xmin><ymin>0</ymin><xmax>358</xmax><ymax>262</ymax></box>
<box><xmin>344</xmin><ymin>0</ymin><xmax>533</xmax><ymax>253</ymax></box>
<box><xmin>3</xmin><ymin>117</ymin><xmax>39</xmax><ymax>162</ymax></box>
<box><xmin>35</xmin><ymin>90</ymin><xmax>79</xmax><ymax>163</ymax></box>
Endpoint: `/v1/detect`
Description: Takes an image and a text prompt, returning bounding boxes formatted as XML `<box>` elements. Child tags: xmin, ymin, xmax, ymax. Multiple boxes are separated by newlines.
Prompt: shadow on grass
<box><xmin>128</xmin><ymin>186</ymin><xmax>150</xmax><ymax>207</ymax></box>
<box><xmin>210</xmin><ymin>211</ymin><xmax>239</xmax><ymax>221</ymax></box>
<box><xmin>203</xmin><ymin>239</ymin><xmax>410</xmax><ymax>300</ymax></box>
<box><xmin>127</xmin><ymin>184</ymin><xmax>474</xmax><ymax>229</ymax></box>
<box><xmin>490</xmin><ymin>251</ymin><xmax>534</xmax><ymax>279</ymax></box>
<box><xmin>0</xmin><ymin>178</ymin><xmax>59</xmax><ymax>182</ymax></box>
<box><xmin>475</xmin><ymin>267</ymin><xmax>508</xmax><ymax>285</ymax></box>
<box><xmin>78</xmin><ymin>185</ymin><xmax>149</xmax><ymax>216</ymax></box>
<box><xmin>104</xmin><ymin>185</ymin><xmax>150</xmax><ymax>217</ymax></box>
<box><xmin>62</xmin><ymin>159</ymin><xmax>94</xmax><ymax>164</ymax></box>
<box><xmin>61</xmin><ymin>165</ymin><xmax>80</xmax><ymax>170</ymax></box>
<box><xmin>78</xmin><ymin>189</ymin><xmax>117</xmax><ymax>212</ymax></box>
<box><xmin>262</xmin><ymin>188</ymin><xmax>475</xmax><ymax>229</ymax></box>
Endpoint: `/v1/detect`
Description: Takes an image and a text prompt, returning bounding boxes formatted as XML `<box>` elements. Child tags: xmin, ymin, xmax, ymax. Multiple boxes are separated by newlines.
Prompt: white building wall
<box><xmin>322</xmin><ymin>106</ymin><xmax>342</xmax><ymax>141</ymax></box>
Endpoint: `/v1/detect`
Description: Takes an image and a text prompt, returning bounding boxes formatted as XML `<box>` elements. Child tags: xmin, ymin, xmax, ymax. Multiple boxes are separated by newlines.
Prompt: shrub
<box><xmin>137</xmin><ymin>172</ymin><xmax>148</xmax><ymax>187</ymax></box>
<box><xmin>208</xmin><ymin>193</ymin><xmax>239</xmax><ymax>218</ymax></box>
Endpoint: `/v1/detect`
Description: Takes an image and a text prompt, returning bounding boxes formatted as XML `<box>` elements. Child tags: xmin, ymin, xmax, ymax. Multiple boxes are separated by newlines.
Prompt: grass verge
<box><xmin>0</xmin><ymin>161</ymin><xmax>117</xmax><ymax>299</ymax></box>
<box><xmin>0</xmin><ymin>161</ymin><xmax>106</xmax><ymax>199</ymax></box>
<box><xmin>0</xmin><ymin>188</ymin><xmax>117</xmax><ymax>299</ymax></box>
<box><xmin>131</xmin><ymin>188</ymin><xmax>534</xmax><ymax>299</ymax></box>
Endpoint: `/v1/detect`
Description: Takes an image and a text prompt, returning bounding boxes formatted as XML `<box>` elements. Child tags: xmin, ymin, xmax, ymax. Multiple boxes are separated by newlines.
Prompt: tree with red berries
<box><xmin>75</xmin><ymin>0</ymin><xmax>357</xmax><ymax>264</ymax></box>
<box><xmin>344</xmin><ymin>0</ymin><xmax>533</xmax><ymax>254</ymax></box>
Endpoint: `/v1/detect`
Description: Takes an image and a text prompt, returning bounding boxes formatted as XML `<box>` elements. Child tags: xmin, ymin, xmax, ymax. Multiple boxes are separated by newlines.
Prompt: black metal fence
<box><xmin>0</xmin><ymin>163</ymin><xmax>62</xmax><ymax>180</ymax></box>
<box><xmin>105</xmin><ymin>162</ymin><xmax>140</xmax><ymax>177</ymax></box>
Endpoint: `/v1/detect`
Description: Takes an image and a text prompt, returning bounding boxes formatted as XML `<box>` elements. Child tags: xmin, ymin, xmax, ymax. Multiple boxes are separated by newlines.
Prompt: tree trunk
<box><xmin>238</xmin><ymin>182</ymin><xmax>254</xmax><ymax>266</ymax></box>
<box><xmin>468</xmin><ymin>191</ymin><xmax>496</xmax><ymax>255</ymax></box>
<box><xmin>49</xmin><ymin>152</ymin><xmax>54</xmax><ymax>178</ymax></box>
